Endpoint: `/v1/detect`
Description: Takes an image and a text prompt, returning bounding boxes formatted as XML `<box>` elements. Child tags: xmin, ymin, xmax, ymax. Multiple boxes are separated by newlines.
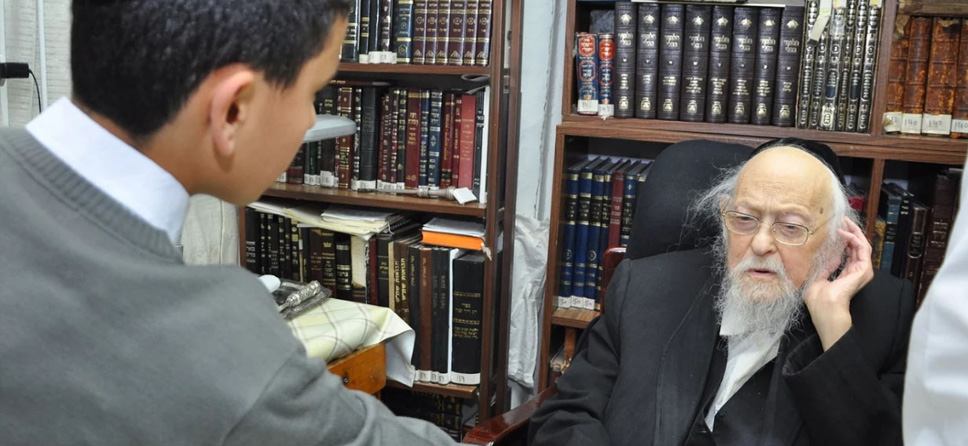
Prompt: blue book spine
<box><xmin>880</xmin><ymin>191</ymin><xmax>901</xmax><ymax>272</ymax></box>
<box><xmin>584</xmin><ymin>168</ymin><xmax>605</xmax><ymax>300</ymax></box>
<box><xmin>619</xmin><ymin>169</ymin><xmax>639</xmax><ymax>246</ymax></box>
<box><xmin>395</xmin><ymin>0</ymin><xmax>415</xmax><ymax>63</ymax></box>
<box><xmin>427</xmin><ymin>90</ymin><xmax>443</xmax><ymax>187</ymax></box>
<box><xmin>559</xmin><ymin>166</ymin><xmax>582</xmax><ymax>298</ymax></box>
<box><xmin>418</xmin><ymin>90</ymin><xmax>431</xmax><ymax>186</ymax></box>
<box><xmin>572</xmin><ymin>164</ymin><xmax>597</xmax><ymax>299</ymax></box>
<box><xmin>595</xmin><ymin>169</ymin><xmax>613</xmax><ymax>304</ymax></box>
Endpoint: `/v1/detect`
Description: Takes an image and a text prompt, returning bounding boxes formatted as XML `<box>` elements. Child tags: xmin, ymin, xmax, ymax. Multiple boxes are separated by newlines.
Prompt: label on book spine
<box><xmin>882</xmin><ymin>111</ymin><xmax>902</xmax><ymax>132</ymax></box>
<box><xmin>922</xmin><ymin>114</ymin><xmax>952</xmax><ymax>135</ymax></box>
<box><xmin>952</xmin><ymin>119</ymin><xmax>968</xmax><ymax>134</ymax></box>
<box><xmin>901</xmin><ymin>113</ymin><xmax>923</xmax><ymax>134</ymax></box>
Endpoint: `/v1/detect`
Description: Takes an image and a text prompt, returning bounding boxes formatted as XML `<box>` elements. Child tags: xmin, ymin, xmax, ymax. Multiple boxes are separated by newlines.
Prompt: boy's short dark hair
<box><xmin>71</xmin><ymin>0</ymin><xmax>351</xmax><ymax>142</ymax></box>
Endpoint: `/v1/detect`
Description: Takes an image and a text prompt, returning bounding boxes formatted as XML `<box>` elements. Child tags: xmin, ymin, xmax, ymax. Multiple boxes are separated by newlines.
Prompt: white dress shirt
<box><xmin>705</xmin><ymin>311</ymin><xmax>784</xmax><ymax>430</ymax></box>
<box><xmin>903</xmin><ymin>162</ymin><xmax>968</xmax><ymax>445</ymax></box>
<box><xmin>25</xmin><ymin>97</ymin><xmax>189</xmax><ymax>244</ymax></box>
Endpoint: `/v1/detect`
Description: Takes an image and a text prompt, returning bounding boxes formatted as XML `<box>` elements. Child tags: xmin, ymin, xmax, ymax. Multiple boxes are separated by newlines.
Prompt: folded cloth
<box><xmin>287</xmin><ymin>298</ymin><xmax>417</xmax><ymax>386</ymax></box>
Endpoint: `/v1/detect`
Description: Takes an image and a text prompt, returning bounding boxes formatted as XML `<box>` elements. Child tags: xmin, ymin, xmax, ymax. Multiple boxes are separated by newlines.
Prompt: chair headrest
<box><xmin>625</xmin><ymin>140</ymin><xmax>753</xmax><ymax>261</ymax></box>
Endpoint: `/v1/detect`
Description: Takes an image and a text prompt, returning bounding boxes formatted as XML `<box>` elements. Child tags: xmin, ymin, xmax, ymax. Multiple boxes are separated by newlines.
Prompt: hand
<box><xmin>802</xmin><ymin>217</ymin><xmax>874</xmax><ymax>351</ymax></box>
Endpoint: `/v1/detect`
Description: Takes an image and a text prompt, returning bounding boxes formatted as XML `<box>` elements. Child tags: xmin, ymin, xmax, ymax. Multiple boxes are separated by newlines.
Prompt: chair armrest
<box><xmin>462</xmin><ymin>384</ymin><xmax>558</xmax><ymax>446</ymax></box>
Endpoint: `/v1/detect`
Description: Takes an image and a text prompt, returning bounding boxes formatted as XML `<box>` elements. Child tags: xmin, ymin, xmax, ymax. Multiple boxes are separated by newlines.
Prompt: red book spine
<box><xmin>405</xmin><ymin>89</ymin><xmax>423</xmax><ymax>188</ymax></box>
<box><xmin>457</xmin><ymin>93</ymin><xmax>476</xmax><ymax>189</ymax></box>
<box><xmin>440</xmin><ymin>92</ymin><xmax>455</xmax><ymax>187</ymax></box>
<box><xmin>608</xmin><ymin>167</ymin><xmax>626</xmax><ymax>248</ymax></box>
<box><xmin>451</xmin><ymin>95</ymin><xmax>463</xmax><ymax>187</ymax></box>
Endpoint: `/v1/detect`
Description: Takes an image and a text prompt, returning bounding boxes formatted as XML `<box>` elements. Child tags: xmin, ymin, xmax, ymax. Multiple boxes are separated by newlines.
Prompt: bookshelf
<box><xmin>237</xmin><ymin>1</ymin><xmax>523</xmax><ymax>422</ymax></box>
<box><xmin>537</xmin><ymin>0</ymin><xmax>968</xmax><ymax>391</ymax></box>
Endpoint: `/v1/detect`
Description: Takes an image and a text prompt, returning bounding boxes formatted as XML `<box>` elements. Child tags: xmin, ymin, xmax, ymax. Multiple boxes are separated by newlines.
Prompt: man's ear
<box><xmin>209</xmin><ymin>69</ymin><xmax>256</xmax><ymax>158</ymax></box>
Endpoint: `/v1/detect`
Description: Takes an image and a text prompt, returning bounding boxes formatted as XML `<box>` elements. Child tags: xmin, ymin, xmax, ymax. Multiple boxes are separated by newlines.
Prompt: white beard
<box><xmin>716</xmin><ymin>254</ymin><xmax>804</xmax><ymax>338</ymax></box>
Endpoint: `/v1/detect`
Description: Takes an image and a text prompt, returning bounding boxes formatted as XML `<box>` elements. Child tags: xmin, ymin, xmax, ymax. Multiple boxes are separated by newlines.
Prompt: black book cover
<box><xmin>266</xmin><ymin>214</ymin><xmax>280</xmax><ymax>276</ymax></box>
<box><xmin>751</xmin><ymin>8</ymin><xmax>782</xmax><ymax>125</ymax></box>
<box><xmin>451</xmin><ymin>251</ymin><xmax>484</xmax><ymax>385</ymax></box>
<box><xmin>903</xmin><ymin>200</ymin><xmax>928</xmax><ymax>291</ymax></box>
<box><xmin>472</xmin><ymin>90</ymin><xmax>485</xmax><ymax>200</ymax></box>
<box><xmin>729</xmin><ymin>6</ymin><xmax>759</xmax><ymax>124</ymax></box>
<box><xmin>308</xmin><ymin>229</ymin><xmax>326</xmax><ymax>283</ymax></box>
<box><xmin>258</xmin><ymin>212</ymin><xmax>268</xmax><ymax>274</ymax></box>
<box><xmin>820</xmin><ymin>4</ymin><xmax>847</xmax><ymax>130</ymax></box>
<box><xmin>845</xmin><ymin>0</ymin><xmax>869</xmax><ymax>132</ymax></box>
<box><xmin>797</xmin><ymin>0</ymin><xmax>820</xmax><ymax>129</ymax></box>
<box><xmin>360</xmin><ymin>87</ymin><xmax>381</xmax><ymax>184</ymax></box>
<box><xmin>352</xmin><ymin>88</ymin><xmax>363</xmax><ymax>185</ymax></box>
<box><xmin>706</xmin><ymin>5</ymin><xmax>733</xmax><ymax>123</ymax></box>
<box><xmin>407</xmin><ymin>243</ymin><xmax>423</xmax><ymax>371</ymax></box>
<box><xmin>342</xmin><ymin>0</ymin><xmax>361</xmax><ymax>62</ymax></box>
<box><xmin>379</xmin><ymin>0</ymin><xmax>394</xmax><ymax>53</ymax></box>
<box><xmin>300</xmin><ymin>227</ymin><xmax>311</xmax><ymax>282</ymax></box>
<box><xmin>335</xmin><ymin>233</ymin><xmax>354</xmax><ymax>301</ymax></box>
<box><xmin>318</xmin><ymin>87</ymin><xmax>337</xmax><ymax>179</ymax></box>
<box><xmin>279</xmin><ymin>216</ymin><xmax>291</xmax><ymax>280</ymax></box>
<box><xmin>368</xmin><ymin>0</ymin><xmax>381</xmax><ymax>59</ymax></box>
<box><xmin>289</xmin><ymin>217</ymin><xmax>301</xmax><ymax>281</ymax></box>
<box><xmin>887</xmin><ymin>183</ymin><xmax>914</xmax><ymax>277</ymax></box>
<box><xmin>614</xmin><ymin>2</ymin><xmax>638</xmax><ymax>118</ymax></box>
<box><xmin>807</xmin><ymin>27</ymin><xmax>829</xmax><ymax>129</ymax></box>
<box><xmin>427</xmin><ymin>90</ymin><xmax>444</xmax><ymax>187</ymax></box>
<box><xmin>773</xmin><ymin>6</ymin><xmax>805</xmax><ymax>127</ymax></box>
<box><xmin>657</xmin><ymin>3</ymin><xmax>685</xmax><ymax>120</ymax></box>
<box><xmin>680</xmin><ymin>4</ymin><xmax>712</xmax><ymax>122</ymax></box>
<box><xmin>359</xmin><ymin>0</ymin><xmax>372</xmax><ymax>60</ymax></box>
<box><xmin>856</xmin><ymin>0</ymin><xmax>881</xmax><ymax>133</ymax></box>
<box><xmin>430</xmin><ymin>247</ymin><xmax>450</xmax><ymax>383</ymax></box>
<box><xmin>320</xmin><ymin>230</ymin><xmax>337</xmax><ymax>292</ymax></box>
<box><xmin>243</xmin><ymin>208</ymin><xmax>260</xmax><ymax>274</ymax></box>
<box><xmin>836</xmin><ymin>0</ymin><xmax>859</xmax><ymax>130</ymax></box>
<box><xmin>635</xmin><ymin>3</ymin><xmax>661</xmax><ymax>119</ymax></box>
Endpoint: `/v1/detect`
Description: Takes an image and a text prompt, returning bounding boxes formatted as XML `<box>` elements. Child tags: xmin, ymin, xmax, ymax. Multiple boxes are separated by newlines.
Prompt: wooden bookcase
<box><xmin>237</xmin><ymin>1</ymin><xmax>524</xmax><ymax>420</ymax></box>
<box><xmin>537</xmin><ymin>0</ymin><xmax>968</xmax><ymax>391</ymax></box>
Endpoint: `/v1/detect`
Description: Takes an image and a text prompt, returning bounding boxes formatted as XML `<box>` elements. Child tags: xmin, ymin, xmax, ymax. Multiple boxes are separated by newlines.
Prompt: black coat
<box><xmin>530</xmin><ymin>249</ymin><xmax>915</xmax><ymax>446</ymax></box>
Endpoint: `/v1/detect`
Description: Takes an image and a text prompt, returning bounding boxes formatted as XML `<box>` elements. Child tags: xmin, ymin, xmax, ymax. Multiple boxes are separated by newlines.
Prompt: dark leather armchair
<box><xmin>463</xmin><ymin>140</ymin><xmax>753</xmax><ymax>446</ymax></box>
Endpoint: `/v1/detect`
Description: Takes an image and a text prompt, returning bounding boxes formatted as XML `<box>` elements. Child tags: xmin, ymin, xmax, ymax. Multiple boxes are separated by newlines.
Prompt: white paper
<box><xmin>423</xmin><ymin>217</ymin><xmax>486</xmax><ymax>237</ymax></box>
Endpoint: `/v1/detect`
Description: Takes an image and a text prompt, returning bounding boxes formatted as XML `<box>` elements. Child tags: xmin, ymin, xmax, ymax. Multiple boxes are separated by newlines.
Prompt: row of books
<box><xmin>557</xmin><ymin>157</ymin><xmax>653</xmax><ymax>310</ymax></box>
<box><xmin>381</xmin><ymin>387</ymin><xmax>477</xmax><ymax>441</ymax></box>
<box><xmin>576</xmin><ymin>1</ymin><xmax>882</xmax><ymax>133</ymax></box>
<box><xmin>884</xmin><ymin>16</ymin><xmax>968</xmax><ymax>138</ymax></box>
<box><xmin>242</xmin><ymin>206</ymin><xmax>489</xmax><ymax>386</ymax></box>
<box><xmin>340</xmin><ymin>0</ymin><xmax>493</xmax><ymax>66</ymax></box>
<box><xmin>278</xmin><ymin>85</ymin><xmax>489</xmax><ymax>203</ymax></box>
<box><xmin>872</xmin><ymin>170</ymin><xmax>963</xmax><ymax>305</ymax></box>
<box><xmin>796</xmin><ymin>0</ymin><xmax>882</xmax><ymax>133</ymax></box>
<box><xmin>282</xmin><ymin>84</ymin><xmax>490</xmax><ymax>202</ymax></box>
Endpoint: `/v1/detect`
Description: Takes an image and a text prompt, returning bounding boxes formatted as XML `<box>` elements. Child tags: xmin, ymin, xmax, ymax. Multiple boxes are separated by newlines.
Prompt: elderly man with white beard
<box><xmin>529</xmin><ymin>139</ymin><xmax>915</xmax><ymax>446</ymax></box>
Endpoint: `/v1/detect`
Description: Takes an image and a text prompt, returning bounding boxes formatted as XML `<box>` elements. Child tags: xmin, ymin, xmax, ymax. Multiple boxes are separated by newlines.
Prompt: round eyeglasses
<box><xmin>721</xmin><ymin>210</ymin><xmax>831</xmax><ymax>246</ymax></box>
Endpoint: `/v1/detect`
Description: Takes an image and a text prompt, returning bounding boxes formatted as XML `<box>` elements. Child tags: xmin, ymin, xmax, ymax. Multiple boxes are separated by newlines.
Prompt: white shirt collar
<box><xmin>26</xmin><ymin>97</ymin><xmax>189</xmax><ymax>244</ymax></box>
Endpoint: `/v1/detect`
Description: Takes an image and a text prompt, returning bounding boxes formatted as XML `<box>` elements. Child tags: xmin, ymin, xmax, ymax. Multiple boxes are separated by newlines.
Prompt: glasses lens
<box><xmin>774</xmin><ymin>223</ymin><xmax>809</xmax><ymax>245</ymax></box>
<box><xmin>725</xmin><ymin>212</ymin><xmax>758</xmax><ymax>234</ymax></box>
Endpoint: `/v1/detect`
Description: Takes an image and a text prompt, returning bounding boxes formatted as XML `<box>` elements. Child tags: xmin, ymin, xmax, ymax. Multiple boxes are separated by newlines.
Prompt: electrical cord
<box><xmin>28</xmin><ymin>69</ymin><xmax>42</xmax><ymax>114</ymax></box>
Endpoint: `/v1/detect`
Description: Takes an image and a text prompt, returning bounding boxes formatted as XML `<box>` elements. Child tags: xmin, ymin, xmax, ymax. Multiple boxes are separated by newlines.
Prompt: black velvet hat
<box><xmin>749</xmin><ymin>137</ymin><xmax>846</xmax><ymax>186</ymax></box>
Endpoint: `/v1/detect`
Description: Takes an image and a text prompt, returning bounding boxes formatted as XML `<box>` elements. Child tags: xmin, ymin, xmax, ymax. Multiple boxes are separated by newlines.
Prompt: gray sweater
<box><xmin>0</xmin><ymin>128</ymin><xmax>457</xmax><ymax>445</ymax></box>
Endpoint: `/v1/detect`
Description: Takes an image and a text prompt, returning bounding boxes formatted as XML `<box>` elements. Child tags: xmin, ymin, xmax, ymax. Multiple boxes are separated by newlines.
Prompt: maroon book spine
<box><xmin>475</xmin><ymin>0</ymin><xmax>492</xmax><ymax>66</ymax></box>
<box><xmin>405</xmin><ymin>89</ymin><xmax>423</xmax><ymax>188</ymax></box>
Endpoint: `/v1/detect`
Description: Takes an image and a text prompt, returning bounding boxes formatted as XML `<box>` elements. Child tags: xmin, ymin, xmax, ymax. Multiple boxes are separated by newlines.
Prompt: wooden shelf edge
<box><xmin>550</xmin><ymin>307</ymin><xmax>600</xmax><ymax>329</ymax></box>
<box><xmin>386</xmin><ymin>379</ymin><xmax>479</xmax><ymax>399</ymax></box>
<box><xmin>557</xmin><ymin>116</ymin><xmax>968</xmax><ymax>165</ymax></box>
<box><xmin>338</xmin><ymin>62</ymin><xmax>491</xmax><ymax>76</ymax></box>
<box><xmin>262</xmin><ymin>183</ymin><xmax>488</xmax><ymax>217</ymax></box>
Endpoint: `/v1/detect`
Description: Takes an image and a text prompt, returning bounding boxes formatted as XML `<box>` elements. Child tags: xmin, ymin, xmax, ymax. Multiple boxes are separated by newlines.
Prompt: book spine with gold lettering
<box><xmin>614</xmin><ymin>2</ymin><xmax>637</xmax><ymax>118</ymax></box>
<box><xmin>729</xmin><ymin>6</ymin><xmax>759</xmax><ymax>124</ymax></box>
<box><xmin>901</xmin><ymin>16</ymin><xmax>932</xmax><ymax>135</ymax></box>
<box><xmin>752</xmin><ymin>7</ymin><xmax>782</xmax><ymax>125</ymax></box>
<box><xmin>657</xmin><ymin>3</ymin><xmax>685</xmax><ymax>120</ymax></box>
<box><xmin>635</xmin><ymin>3</ymin><xmax>661</xmax><ymax>119</ymax></box>
<box><xmin>855</xmin><ymin>0</ymin><xmax>881</xmax><ymax>133</ymax></box>
<box><xmin>680</xmin><ymin>4</ymin><xmax>712</xmax><ymax>122</ymax></box>
<box><xmin>774</xmin><ymin>5</ymin><xmax>804</xmax><ymax>126</ymax></box>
